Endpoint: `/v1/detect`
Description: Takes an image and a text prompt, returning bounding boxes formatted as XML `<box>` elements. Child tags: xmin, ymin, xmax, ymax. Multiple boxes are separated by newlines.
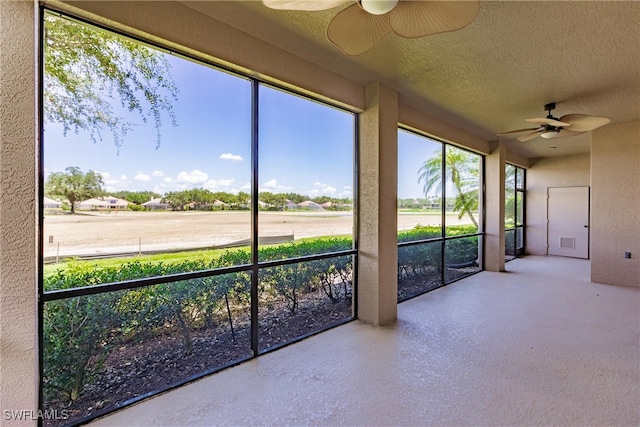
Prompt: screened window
<box><xmin>397</xmin><ymin>128</ymin><xmax>483</xmax><ymax>302</ymax></box>
<box><xmin>505</xmin><ymin>164</ymin><xmax>526</xmax><ymax>260</ymax></box>
<box><xmin>40</xmin><ymin>12</ymin><xmax>356</xmax><ymax>426</ymax></box>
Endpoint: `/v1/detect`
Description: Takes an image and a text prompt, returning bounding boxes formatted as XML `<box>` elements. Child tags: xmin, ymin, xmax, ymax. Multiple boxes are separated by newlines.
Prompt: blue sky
<box><xmin>398</xmin><ymin>130</ymin><xmax>442</xmax><ymax>199</ymax></box>
<box><xmin>44</xmin><ymin>53</ymin><xmax>358</xmax><ymax>199</ymax></box>
<box><xmin>44</xmin><ymin>46</ymin><xmax>433</xmax><ymax>200</ymax></box>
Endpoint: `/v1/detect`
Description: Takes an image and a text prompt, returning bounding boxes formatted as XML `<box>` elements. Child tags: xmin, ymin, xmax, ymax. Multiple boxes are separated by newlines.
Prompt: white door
<box><xmin>547</xmin><ymin>186</ymin><xmax>589</xmax><ymax>259</ymax></box>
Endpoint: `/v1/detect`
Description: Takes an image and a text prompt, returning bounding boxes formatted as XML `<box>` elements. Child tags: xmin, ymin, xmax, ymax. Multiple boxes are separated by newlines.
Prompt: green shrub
<box><xmin>397</xmin><ymin>224</ymin><xmax>479</xmax><ymax>282</ymax></box>
<box><xmin>43</xmin><ymin>238</ymin><xmax>353</xmax><ymax>403</ymax></box>
<box><xmin>43</xmin><ymin>263</ymin><xmax>124</xmax><ymax>402</ymax></box>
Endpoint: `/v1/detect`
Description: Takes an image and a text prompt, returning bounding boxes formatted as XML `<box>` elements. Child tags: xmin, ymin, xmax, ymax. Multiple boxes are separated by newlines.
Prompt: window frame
<box><xmin>505</xmin><ymin>163</ymin><xmax>526</xmax><ymax>260</ymax></box>
<box><xmin>396</xmin><ymin>126</ymin><xmax>485</xmax><ymax>302</ymax></box>
<box><xmin>38</xmin><ymin>8</ymin><xmax>358</xmax><ymax>425</ymax></box>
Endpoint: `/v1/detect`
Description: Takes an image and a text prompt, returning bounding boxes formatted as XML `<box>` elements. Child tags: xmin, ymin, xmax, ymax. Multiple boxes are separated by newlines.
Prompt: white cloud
<box><xmin>151</xmin><ymin>170</ymin><xmax>165</xmax><ymax>177</ymax></box>
<box><xmin>263</xmin><ymin>179</ymin><xmax>278</xmax><ymax>189</ymax></box>
<box><xmin>204</xmin><ymin>178</ymin><xmax>234</xmax><ymax>190</ymax></box>
<box><xmin>220</xmin><ymin>153</ymin><xmax>243</xmax><ymax>162</ymax></box>
<box><xmin>260</xmin><ymin>178</ymin><xmax>294</xmax><ymax>193</ymax></box>
<box><xmin>176</xmin><ymin>170</ymin><xmax>209</xmax><ymax>184</ymax></box>
<box><xmin>134</xmin><ymin>173</ymin><xmax>151</xmax><ymax>182</ymax></box>
<box><xmin>240</xmin><ymin>182</ymin><xmax>251</xmax><ymax>191</ymax></box>
<box><xmin>97</xmin><ymin>171</ymin><xmax>130</xmax><ymax>192</ymax></box>
<box><xmin>310</xmin><ymin>181</ymin><xmax>336</xmax><ymax>195</ymax></box>
<box><xmin>325</xmin><ymin>186</ymin><xmax>337</xmax><ymax>194</ymax></box>
<box><xmin>163</xmin><ymin>177</ymin><xmax>173</xmax><ymax>183</ymax></box>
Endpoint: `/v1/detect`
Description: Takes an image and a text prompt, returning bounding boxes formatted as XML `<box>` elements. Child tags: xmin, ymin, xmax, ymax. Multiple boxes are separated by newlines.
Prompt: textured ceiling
<box><xmin>182</xmin><ymin>1</ymin><xmax>640</xmax><ymax>158</ymax></box>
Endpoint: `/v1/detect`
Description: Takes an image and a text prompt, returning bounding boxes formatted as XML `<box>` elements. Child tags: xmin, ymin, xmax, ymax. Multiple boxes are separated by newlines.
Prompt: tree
<box><xmin>44</xmin><ymin>13</ymin><xmax>178</xmax><ymax>149</ymax></box>
<box><xmin>259</xmin><ymin>192</ymin><xmax>287</xmax><ymax>210</ymax></box>
<box><xmin>162</xmin><ymin>191</ymin><xmax>192</xmax><ymax>211</ymax></box>
<box><xmin>234</xmin><ymin>192</ymin><xmax>250</xmax><ymax>209</ymax></box>
<box><xmin>45</xmin><ymin>167</ymin><xmax>104</xmax><ymax>214</ymax></box>
<box><xmin>112</xmin><ymin>190</ymin><xmax>161</xmax><ymax>205</ymax></box>
<box><xmin>418</xmin><ymin>147</ymin><xmax>479</xmax><ymax>228</ymax></box>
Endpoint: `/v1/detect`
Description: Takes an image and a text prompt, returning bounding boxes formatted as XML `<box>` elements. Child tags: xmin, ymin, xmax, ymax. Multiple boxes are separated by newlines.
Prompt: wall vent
<box><xmin>559</xmin><ymin>237</ymin><xmax>575</xmax><ymax>250</ymax></box>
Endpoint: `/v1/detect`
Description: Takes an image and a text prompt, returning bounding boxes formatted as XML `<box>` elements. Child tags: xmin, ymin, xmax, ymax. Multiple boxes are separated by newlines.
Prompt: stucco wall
<box><xmin>591</xmin><ymin>121</ymin><xmax>640</xmax><ymax>287</ymax></box>
<box><xmin>398</xmin><ymin>103</ymin><xmax>490</xmax><ymax>155</ymax></box>
<box><xmin>0</xmin><ymin>0</ymin><xmax>39</xmax><ymax>424</ymax></box>
<box><xmin>358</xmin><ymin>83</ymin><xmax>398</xmax><ymax>325</ymax></box>
<box><xmin>526</xmin><ymin>153</ymin><xmax>591</xmax><ymax>256</ymax></box>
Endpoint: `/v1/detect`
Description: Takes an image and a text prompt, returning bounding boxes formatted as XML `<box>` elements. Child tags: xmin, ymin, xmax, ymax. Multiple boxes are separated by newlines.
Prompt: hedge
<box><xmin>43</xmin><ymin>238</ymin><xmax>352</xmax><ymax>403</ymax></box>
<box><xmin>44</xmin><ymin>227</ymin><xmax>480</xmax><ymax>404</ymax></box>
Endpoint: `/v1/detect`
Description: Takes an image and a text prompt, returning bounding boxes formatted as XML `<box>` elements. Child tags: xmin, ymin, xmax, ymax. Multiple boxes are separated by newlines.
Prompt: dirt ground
<box><xmin>43</xmin><ymin>210</ymin><xmax>469</xmax><ymax>259</ymax></box>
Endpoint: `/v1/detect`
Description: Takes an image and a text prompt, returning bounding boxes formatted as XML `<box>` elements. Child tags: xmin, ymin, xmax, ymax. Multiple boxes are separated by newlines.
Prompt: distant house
<box><xmin>285</xmin><ymin>200</ymin><xmax>298</xmax><ymax>210</ymax></box>
<box><xmin>212</xmin><ymin>199</ymin><xmax>229</xmax><ymax>208</ymax></box>
<box><xmin>43</xmin><ymin>197</ymin><xmax>62</xmax><ymax>209</ymax></box>
<box><xmin>298</xmin><ymin>200</ymin><xmax>324</xmax><ymax>210</ymax></box>
<box><xmin>78</xmin><ymin>196</ymin><xmax>130</xmax><ymax>210</ymax></box>
<box><xmin>142</xmin><ymin>198</ymin><xmax>170</xmax><ymax>210</ymax></box>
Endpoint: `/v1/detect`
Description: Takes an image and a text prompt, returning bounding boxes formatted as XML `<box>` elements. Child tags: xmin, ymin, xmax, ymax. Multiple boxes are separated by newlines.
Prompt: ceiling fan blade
<box><xmin>389</xmin><ymin>1</ymin><xmax>480</xmax><ymax>38</ymax></box>
<box><xmin>557</xmin><ymin>129</ymin><xmax>586</xmax><ymax>138</ymax></box>
<box><xmin>517</xmin><ymin>131</ymin><xmax>542</xmax><ymax>142</ymax></box>
<box><xmin>525</xmin><ymin>117</ymin><xmax>571</xmax><ymax>127</ymax></box>
<box><xmin>559</xmin><ymin>114</ymin><xmax>611</xmax><ymax>132</ymax></box>
<box><xmin>262</xmin><ymin>0</ymin><xmax>348</xmax><ymax>11</ymax></box>
<box><xmin>327</xmin><ymin>3</ymin><xmax>392</xmax><ymax>55</ymax></box>
<box><xmin>497</xmin><ymin>127</ymin><xmax>541</xmax><ymax>136</ymax></box>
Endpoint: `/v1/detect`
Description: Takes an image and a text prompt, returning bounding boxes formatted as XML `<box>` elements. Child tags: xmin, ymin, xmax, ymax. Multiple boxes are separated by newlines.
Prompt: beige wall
<box><xmin>485</xmin><ymin>142</ymin><xmax>506</xmax><ymax>271</ymax></box>
<box><xmin>526</xmin><ymin>153</ymin><xmax>591</xmax><ymax>256</ymax></box>
<box><xmin>591</xmin><ymin>121</ymin><xmax>640</xmax><ymax>287</ymax></box>
<box><xmin>358</xmin><ymin>83</ymin><xmax>398</xmax><ymax>325</ymax></box>
<box><xmin>0</xmin><ymin>0</ymin><xmax>39</xmax><ymax>423</ymax></box>
<box><xmin>398</xmin><ymin>103</ymin><xmax>490</xmax><ymax>155</ymax></box>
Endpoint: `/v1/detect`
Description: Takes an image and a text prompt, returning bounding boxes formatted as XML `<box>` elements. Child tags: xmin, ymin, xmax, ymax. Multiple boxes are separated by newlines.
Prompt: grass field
<box><xmin>43</xmin><ymin>209</ymin><xmax>473</xmax><ymax>260</ymax></box>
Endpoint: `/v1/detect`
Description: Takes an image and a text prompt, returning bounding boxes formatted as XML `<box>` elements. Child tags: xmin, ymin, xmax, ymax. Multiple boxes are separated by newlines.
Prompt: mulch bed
<box><xmin>44</xmin><ymin>294</ymin><xmax>352</xmax><ymax>427</ymax></box>
<box><xmin>398</xmin><ymin>266</ymin><xmax>479</xmax><ymax>302</ymax></box>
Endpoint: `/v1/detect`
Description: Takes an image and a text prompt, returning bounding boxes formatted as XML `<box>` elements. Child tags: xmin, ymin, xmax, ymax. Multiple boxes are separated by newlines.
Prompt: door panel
<box><xmin>547</xmin><ymin>187</ymin><xmax>589</xmax><ymax>259</ymax></box>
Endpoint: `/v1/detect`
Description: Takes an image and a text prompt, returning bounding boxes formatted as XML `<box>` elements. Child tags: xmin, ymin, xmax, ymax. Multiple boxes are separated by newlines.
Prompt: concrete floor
<box><xmin>91</xmin><ymin>256</ymin><xmax>640</xmax><ymax>426</ymax></box>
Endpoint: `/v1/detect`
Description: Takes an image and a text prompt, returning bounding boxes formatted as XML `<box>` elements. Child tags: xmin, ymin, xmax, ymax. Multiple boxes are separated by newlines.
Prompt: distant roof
<box><xmin>298</xmin><ymin>200</ymin><xmax>324</xmax><ymax>210</ymax></box>
<box><xmin>79</xmin><ymin>196</ymin><xmax>130</xmax><ymax>207</ymax></box>
<box><xmin>142</xmin><ymin>198</ymin><xmax>167</xmax><ymax>206</ymax></box>
<box><xmin>43</xmin><ymin>197</ymin><xmax>61</xmax><ymax>206</ymax></box>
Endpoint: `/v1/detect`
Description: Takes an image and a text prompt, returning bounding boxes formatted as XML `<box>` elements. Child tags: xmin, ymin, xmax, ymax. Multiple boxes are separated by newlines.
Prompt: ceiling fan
<box><xmin>498</xmin><ymin>103</ymin><xmax>611</xmax><ymax>142</ymax></box>
<box><xmin>262</xmin><ymin>0</ymin><xmax>480</xmax><ymax>56</ymax></box>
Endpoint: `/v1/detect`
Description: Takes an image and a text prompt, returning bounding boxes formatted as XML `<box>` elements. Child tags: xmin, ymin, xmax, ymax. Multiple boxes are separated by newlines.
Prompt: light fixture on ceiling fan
<box><xmin>360</xmin><ymin>0</ymin><xmax>398</xmax><ymax>15</ymax></box>
<box><xmin>498</xmin><ymin>103</ymin><xmax>611</xmax><ymax>142</ymax></box>
<box><xmin>262</xmin><ymin>0</ymin><xmax>481</xmax><ymax>56</ymax></box>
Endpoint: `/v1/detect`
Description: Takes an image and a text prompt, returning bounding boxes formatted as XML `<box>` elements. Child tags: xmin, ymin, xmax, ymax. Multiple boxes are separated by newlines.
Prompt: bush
<box><xmin>397</xmin><ymin>224</ymin><xmax>478</xmax><ymax>282</ymax></box>
<box><xmin>43</xmin><ymin>238</ymin><xmax>352</xmax><ymax>403</ymax></box>
<box><xmin>43</xmin><ymin>263</ymin><xmax>124</xmax><ymax>402</ymax></box>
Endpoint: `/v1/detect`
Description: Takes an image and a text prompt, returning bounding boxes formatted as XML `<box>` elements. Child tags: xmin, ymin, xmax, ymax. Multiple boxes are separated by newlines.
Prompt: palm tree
<box><xmin>418</xmin><ymin>147</ymin><xmax>479</xmax><ymax>228</ymax></box>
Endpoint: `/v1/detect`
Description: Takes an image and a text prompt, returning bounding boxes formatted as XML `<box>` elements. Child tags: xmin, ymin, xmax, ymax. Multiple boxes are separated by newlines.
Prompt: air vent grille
<box><xmin>560</xmin><ymin>237</ymin><xmax>575</xmax><ymax>249</ymax></box>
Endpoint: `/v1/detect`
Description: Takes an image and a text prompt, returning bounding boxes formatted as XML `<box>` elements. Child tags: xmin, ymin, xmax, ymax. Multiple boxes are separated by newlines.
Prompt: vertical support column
<box><xmin>0</xmin><ymin>0</ymin><xmax>39</xmax><ymax>422</ymax></box>
<box><xmin>485</xmin><ymin>141</ymin><xmax>506</xmax><ymax>271</ymax></box>
<box><xmin>357</xmin><ymin>82</ymin><xmax>398</xmax><ymax>326</ymax></box>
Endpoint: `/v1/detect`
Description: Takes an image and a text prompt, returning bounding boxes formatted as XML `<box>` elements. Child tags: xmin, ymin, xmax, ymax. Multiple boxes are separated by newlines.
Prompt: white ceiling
<box><xmin>182</xmin><ymin>1</ymin><xmax>640</xmax><ymax>159</ymax></box>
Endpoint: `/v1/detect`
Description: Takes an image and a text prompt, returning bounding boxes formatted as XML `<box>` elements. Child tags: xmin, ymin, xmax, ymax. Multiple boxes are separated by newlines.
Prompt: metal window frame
<box><xmin>505</xmin><ymin>163</ymin><xmax>526</xmax><ymax>259</ymax></box>
<box><xmin>38</xmin><ymin>8</ymin><xmax>359</xmax><ymax>426</ymax></box>
<box><xmin>396</xmin><ymin>127</ymin><xmax>485</xmax><ymax>300</ymax></box>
